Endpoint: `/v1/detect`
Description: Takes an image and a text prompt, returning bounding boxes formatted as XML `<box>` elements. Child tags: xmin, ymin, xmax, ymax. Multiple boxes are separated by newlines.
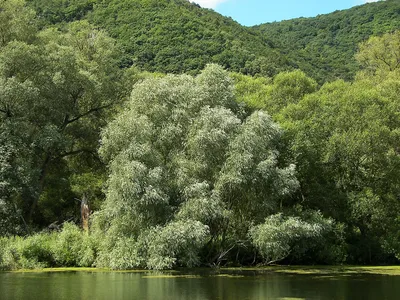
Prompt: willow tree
<box><xmin>95</xmin><ymin>64</ymin><xmax>299</xmax><ymax>269</ymax></box>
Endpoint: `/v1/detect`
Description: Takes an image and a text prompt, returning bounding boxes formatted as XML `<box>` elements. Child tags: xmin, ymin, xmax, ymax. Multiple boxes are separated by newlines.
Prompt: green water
<box><xmin>1</xmin><ymin>270</ymin><xmax>399</xmax><ymax>300</ymax></box>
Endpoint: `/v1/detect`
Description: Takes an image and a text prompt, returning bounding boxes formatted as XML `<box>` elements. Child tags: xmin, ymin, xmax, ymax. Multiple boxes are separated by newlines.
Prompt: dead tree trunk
<box><xmin>81</xmin><ymin>194</ymin><xmax>90</xmax><ymax>233</ymax></box>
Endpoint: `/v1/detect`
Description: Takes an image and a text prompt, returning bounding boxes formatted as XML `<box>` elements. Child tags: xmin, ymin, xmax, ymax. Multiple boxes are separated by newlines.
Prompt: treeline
<box><xmin>1</xmin><ymin>0</ymin><xmax>400</xmax><ymax>270</ymax></box>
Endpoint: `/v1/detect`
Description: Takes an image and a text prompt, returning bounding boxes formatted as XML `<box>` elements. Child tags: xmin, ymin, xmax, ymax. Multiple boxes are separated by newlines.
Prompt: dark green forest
<box><xmin>0</xmin><ymin>0</ymin><xmax>399</xmax><ymax>270</ymax></box>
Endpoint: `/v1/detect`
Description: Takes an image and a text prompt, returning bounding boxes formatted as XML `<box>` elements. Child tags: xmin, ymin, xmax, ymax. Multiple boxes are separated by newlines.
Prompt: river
<box><xmin>1</xmin><ymin>269</ymin><xmax>399</xmax><ymax>299</ymax></box>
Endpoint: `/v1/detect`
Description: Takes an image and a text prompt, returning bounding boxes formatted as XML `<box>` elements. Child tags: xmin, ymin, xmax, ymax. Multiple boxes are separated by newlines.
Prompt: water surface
<box><xmin>1</xmin><ymin>270</ymin><xmax>399</xmax><ymax>300</ymax></box>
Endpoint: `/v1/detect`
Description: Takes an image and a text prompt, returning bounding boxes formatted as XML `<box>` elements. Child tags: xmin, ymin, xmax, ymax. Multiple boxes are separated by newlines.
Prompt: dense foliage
<box><xmin>233</xmin><ymin>32</ymin><xmax>400</xmax><ymax>264</ymax></box>
<box><xmin>0</xmin><ymin>0</ymin><xmax>399</xmax><ymax>270</ymax></box>
<box><xmin>280</xmin><ymin>74</ymin><xmax>400</xmax><ymax>263</ymax></box>
<box><xmin>0</xmin><ymin>0</ymin><xmax>131</xmax><ymax>232</ymax></box>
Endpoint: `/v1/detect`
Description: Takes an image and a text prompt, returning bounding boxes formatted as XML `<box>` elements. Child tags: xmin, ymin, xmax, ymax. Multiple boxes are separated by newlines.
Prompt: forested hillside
<box><xmin>255</xmin><ymin>0</ymin><xmax>400</xmax><ymax>82</ymax></box>
<box><xmin>28</xmin><ymin>0</ymin><xmax>290</xmax><ymax>75</ymax></box>
<box><xmin>25</xmin><ymin>0</ymin><xmax>400</xmax><ymax>81</ymax></box>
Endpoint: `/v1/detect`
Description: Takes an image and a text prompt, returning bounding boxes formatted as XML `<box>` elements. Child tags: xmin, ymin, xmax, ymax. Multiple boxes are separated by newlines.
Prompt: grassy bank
<box><xmin>224</xmin><ymin>266</ymin><xmax>400</xmax><ymax>276</ymax></box>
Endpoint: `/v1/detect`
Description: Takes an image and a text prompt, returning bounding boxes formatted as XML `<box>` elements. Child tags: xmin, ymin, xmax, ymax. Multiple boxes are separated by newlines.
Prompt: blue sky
<box><xmin>193</xmin><ymin>0</ymin><xmax>381</xmax><ymax>26</ymax></box>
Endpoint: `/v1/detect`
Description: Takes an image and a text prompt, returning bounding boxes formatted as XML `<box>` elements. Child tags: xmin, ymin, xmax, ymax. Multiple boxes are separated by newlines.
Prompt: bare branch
<box><xmin>58</xmin><ymin>148</ymin><xmax>94</xmax><ymax>158</ymax></box>
<box><xmin>58</xmin><ymin>148</ymin><xmax>103</xmax><ymax>164</ymax></box>
<box><xmin>66</xmin><ymin>103</ymin><xmax>114</xmax><ymax>125</ymax></box>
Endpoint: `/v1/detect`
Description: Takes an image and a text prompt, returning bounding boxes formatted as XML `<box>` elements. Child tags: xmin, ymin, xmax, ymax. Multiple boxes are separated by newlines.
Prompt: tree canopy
<box><xmin>0</xmin><ymin>0</ymin><xmax>128</xmax><ymax>232</ymax></box>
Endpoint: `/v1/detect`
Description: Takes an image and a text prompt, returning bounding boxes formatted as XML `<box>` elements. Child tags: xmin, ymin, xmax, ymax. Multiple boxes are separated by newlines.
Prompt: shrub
<box><xmin>0</xmin><ymin>223</ymin><xmax>99</xmax><ymax>269</ymax></box>
<box><xmin>0</xmin><ymin>237</ymin><xmax>8</xmax><ymax>270</ymax></box>
<box><xmin>51</xmin><ymin>222</ymin><xmax>97</xmax><ymax>267</ymax></box>
<box><xmin>16</xmin><ymin>234</ymin><xmax>54</xmax><ymax>269</ymax></box>
<box><xmin>0</xmin><ymin>234</ymin><xmax>55</xmax><ymax>270</ymax></box>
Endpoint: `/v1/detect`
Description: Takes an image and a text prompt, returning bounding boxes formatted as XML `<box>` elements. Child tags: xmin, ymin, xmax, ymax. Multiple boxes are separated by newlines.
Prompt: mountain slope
<box><xmin>87</xmin><ymin>0</ymin><xmax>289</xmax><ymax>74</ymax></box>
<box><xmin>27</xmin><ymin>0</ymin><xmax>400</xmax><ymax>81</ymax></box>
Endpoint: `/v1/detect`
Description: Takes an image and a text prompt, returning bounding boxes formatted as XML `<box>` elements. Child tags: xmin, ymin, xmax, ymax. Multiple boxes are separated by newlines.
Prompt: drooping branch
<box><xmin>266</xmin><ymin>249</ymin><xmax>292</xmax><ymax>265</ymax></box>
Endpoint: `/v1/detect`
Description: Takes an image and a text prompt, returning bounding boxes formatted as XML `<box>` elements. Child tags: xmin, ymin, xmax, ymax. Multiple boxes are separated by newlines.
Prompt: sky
<box><xmin>192</xmin><ymin>0</ymin><xmax>382</xmax><ymax>26</ymax></box>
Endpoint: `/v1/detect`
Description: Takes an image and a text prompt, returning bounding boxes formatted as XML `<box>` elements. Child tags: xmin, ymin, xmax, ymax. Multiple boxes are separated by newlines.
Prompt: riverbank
<box><xmin>226</xmin><ymin>265</ymin><xmax>400</xmax><ymax>276</ymax></box>
<box><xmin>4</xmin><ymin>265</ymin><xmax>400</xmax><ymax>276</ymax></box>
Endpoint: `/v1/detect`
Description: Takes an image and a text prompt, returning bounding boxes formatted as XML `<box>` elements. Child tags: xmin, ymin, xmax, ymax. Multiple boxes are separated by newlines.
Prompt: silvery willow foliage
<box><xmin>96</xmin><ymin>64</ymin><xmax>300</xmax><ymax>269</ymax></box>
<box><xmin>249</xmin><ymin>211</ymin><xmax>338</xmax><ymax>264</ymax></box>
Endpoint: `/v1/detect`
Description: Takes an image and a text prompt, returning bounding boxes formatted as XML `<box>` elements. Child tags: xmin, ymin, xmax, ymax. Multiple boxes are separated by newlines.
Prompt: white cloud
<box><xmin>191</xmin><ymin>0</ymin><xmax>229</xmax><ymax>9</ymax></box>
<box><xmin>364</xmin><ymin>0</ymin><xmax>380</xmax><ymax>2</ymax></box>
